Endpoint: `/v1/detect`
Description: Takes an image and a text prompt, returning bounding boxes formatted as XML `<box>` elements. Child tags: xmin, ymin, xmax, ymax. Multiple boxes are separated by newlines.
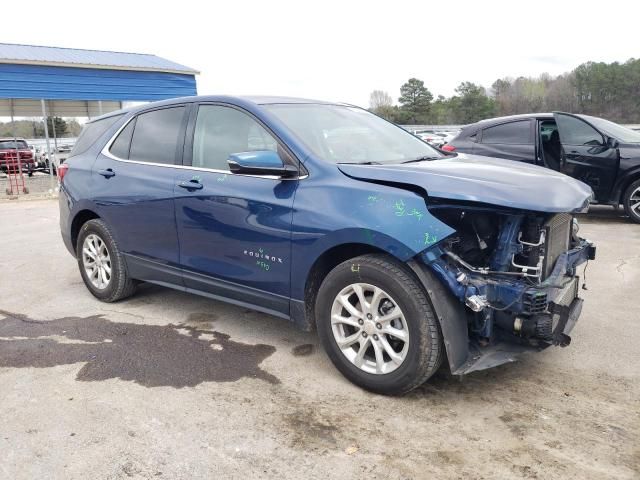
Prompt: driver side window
<box><xmin>192</xmin><ymin>105</ymin><xmax>278</xmax><ymax>170</ymax></box>
<box><xmin>556</xmin><ymin>115</ymin><xmax>602</xmax><ymax>146</ymax></box>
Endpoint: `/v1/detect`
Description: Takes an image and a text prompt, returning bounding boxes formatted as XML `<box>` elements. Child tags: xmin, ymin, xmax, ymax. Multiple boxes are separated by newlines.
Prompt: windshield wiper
<box><xmin>338</xmin><ymin>161</ymin><xmax>383</xmax><ymax>165</ymax></box>
<box><xmin>401</xmin><ymin>156</ymin><xmax>441</xmax><ymax>164</ymax></box>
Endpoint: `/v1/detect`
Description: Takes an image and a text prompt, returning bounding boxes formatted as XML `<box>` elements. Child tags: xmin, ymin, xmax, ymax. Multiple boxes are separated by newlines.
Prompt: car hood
<box><xmin>338</xmin><ymin>153</ymin><xmax>593</xmax><ymax>213</ymax></box>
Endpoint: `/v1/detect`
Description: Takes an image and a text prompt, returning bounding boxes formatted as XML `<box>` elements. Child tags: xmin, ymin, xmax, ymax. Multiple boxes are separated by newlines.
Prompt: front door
<box><xmin>92</xmin><ymin>105</ymin><xmax>188</xmax><ymax>283</ymax></box>
<box><xmin>174</xmin><ymin>104</ymin><xmax>298</xmax><ymax>317</ymax></box>
<box><xmin>554</xmin><ymin>113</ymin><xmax>619</xmax><ymax>202</ymax></box>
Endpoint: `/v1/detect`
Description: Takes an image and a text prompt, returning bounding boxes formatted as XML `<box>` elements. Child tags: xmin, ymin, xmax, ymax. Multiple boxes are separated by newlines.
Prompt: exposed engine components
<box><xmin>465</xmin><ymin>295</ymin><xmax>488</xmax><ymax>312</ymax></box>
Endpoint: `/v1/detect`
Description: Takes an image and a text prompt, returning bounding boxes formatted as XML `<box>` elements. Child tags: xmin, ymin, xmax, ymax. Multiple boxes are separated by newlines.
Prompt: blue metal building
<box><xmin>0</xmin><ymin>43</ymin><xmax>198</xmax><ymax>117</ymax></box>
<box><xmin>0</xmin><ymin>43</ymin><xmax>198</xmax><ymax>191</ymax></box>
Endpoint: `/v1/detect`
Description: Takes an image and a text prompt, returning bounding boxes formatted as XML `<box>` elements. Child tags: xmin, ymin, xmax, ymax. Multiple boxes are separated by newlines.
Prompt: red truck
<box><xmin>0</xmin><ymin>138</ymin><xmax>35</xmax><ymax>175</ymax></box>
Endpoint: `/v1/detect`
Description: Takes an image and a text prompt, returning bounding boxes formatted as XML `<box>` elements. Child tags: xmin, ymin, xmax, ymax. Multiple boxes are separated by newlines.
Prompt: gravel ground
<box><xmin>0</xmin><ymin>200</ymin><xmax>638</xmax><ymax>480</ymax></box>
<box><xmin>0</xmin><ymin>171</ymin><xmax>58</xmax><ymax>197</ymax></box>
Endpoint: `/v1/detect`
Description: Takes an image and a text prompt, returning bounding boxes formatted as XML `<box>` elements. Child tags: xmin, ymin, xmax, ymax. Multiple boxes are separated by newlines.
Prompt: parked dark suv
<box><xmin>59</xmin><ymin>96</ymin><xmax>595</xmax><ymax>394</ymax></box>
<box><xmin>445</xmin><ymin>113</ymin><xmax>640</xmax><ymax>223</ymax></box>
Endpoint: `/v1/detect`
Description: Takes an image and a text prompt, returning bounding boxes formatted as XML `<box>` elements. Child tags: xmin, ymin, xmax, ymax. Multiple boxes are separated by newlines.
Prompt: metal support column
<box><xmin>41</xmin><ymin>99</ymin><xmax>55</xmax><ymax>192</ymax></box>
<box><xmin>10</xmin><ymin>99</ymin><xmax>25</xmax><ymax>179</ymax></box>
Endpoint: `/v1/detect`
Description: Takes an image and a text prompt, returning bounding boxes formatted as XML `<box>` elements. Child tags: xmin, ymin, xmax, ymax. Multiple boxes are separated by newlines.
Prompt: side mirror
<box><xmin>606</xmin><ymin>137</ymin><xmax>619</xmax><ymax>149</ymax></box>
<box><xmin>227</xmin><ymin>150</ymin><xmax>298</xmax><ymax>178</ymax></box>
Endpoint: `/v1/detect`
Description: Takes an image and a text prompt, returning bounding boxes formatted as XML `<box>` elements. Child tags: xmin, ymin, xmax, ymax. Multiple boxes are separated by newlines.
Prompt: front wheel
<box><xmin>623</xmin><ymin>179</ymin><xmax>640</xmax><ymax>223</ymax></box>
<box><xmin>315</xmin><ymin>254</ymin><xmax>443</xmax><ymax>395</ymax></box>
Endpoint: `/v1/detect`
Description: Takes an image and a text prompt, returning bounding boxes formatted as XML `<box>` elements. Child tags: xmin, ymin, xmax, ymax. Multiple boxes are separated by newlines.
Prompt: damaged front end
<box><xmin>419</xmin><ymin>203</ymin><xmax>596</xmax><ymax>375</ymax></box>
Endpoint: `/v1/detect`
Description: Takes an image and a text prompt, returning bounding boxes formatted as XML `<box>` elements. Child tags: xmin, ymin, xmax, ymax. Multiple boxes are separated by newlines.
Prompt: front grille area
<box><xmin>542</xmin><ymin>213</ymin><xmax>572</xmax><ymax>278</ymax></box>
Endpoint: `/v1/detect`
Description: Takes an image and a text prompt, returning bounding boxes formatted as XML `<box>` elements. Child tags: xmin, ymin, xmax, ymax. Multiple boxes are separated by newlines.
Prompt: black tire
<box><xmin>76</xmin><ymin>219</ymin><xmax>137</xmax><ymax>302</ymax></box>
<box><xmin>315</xmin><ymin>254</ymin><xmax>443</xmax><ymax>395</ymax></box>
<box><xmin>623</xmin><ymin>179</ymin><xmax>640</xmax><ymax>223</ymax></box>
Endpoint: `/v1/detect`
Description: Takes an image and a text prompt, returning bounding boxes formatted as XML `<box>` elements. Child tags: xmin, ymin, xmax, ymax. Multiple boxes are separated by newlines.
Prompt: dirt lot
<box><xmin>0</xmin><ymin>199</ymin><xmax>638</xmax><ymax>480</ymax></box>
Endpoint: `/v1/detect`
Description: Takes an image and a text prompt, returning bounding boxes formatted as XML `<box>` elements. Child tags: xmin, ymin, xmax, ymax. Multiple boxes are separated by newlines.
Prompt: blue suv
<box><xmin>59</xmin><ymin>96</ymin><xmax>596</xmax><ymax>394</ymax></box>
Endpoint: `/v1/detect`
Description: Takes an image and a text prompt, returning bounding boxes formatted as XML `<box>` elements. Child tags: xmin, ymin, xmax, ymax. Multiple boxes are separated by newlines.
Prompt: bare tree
<box><xmin>369</xmin><ymin>90</ymin><xmax>393</xmax><ymax>110</ymax></box>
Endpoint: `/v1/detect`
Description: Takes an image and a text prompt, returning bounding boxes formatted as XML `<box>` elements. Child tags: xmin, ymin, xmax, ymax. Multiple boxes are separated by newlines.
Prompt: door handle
<box><xmin>98</xmin><ymin>168</ymin><xmax>115</xmax><ymax>178</ymax></box>
<box><xmin>178</xmin><ymin>180</ymin><xmax>204</xmax><ymax>190</ymax></box>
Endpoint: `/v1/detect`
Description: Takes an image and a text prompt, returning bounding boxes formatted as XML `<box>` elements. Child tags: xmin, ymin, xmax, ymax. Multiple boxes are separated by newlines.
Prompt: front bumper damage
<box><xmin>415</xmin><ymin>237</ymin><xmax>596</xmax><ymax>375</ymax></box>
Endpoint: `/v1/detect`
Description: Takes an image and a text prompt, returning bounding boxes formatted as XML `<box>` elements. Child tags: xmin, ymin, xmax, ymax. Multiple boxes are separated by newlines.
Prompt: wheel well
<box><xmin>303</xmin><ymin>243</ymin><xmax>392</xmax><ymax>329</ymax></box>
<box><xmin>71</xmin><ymin>210</ymin><xmax>100</xmax><ymax>251</ymax></box>
<box><xmin>619</xmin><ymin>174</ymin><xmax>640</xmax><ymax>203</ymax></box>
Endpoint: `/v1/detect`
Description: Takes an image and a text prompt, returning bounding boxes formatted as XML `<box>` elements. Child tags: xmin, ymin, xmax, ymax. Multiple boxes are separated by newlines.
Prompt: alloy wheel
<box><xmin>330</xmin><ymin>283</ymin><xmax>409</xmax><ymax>374</ymax></box>
<box><xmin>629</xmin><ymin>186</ymin><xmax>640</xmax><ymax>216</ymax></box>
<box><xmin>82</xmin><ymin>234</ymin><xmax>112</xmax><ymax>289</ymax></box>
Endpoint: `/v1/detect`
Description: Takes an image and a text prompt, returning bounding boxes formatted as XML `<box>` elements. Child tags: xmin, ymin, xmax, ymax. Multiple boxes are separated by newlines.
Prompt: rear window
<box><xmin>481</xmin><ymin>120</ymin><xmax>531</xmax><ymax>144</ymax></box>
<box><xmin>0</xmin><ymin>140</ymin><xmax>28</xmax><ymax>149</ymax></box>
<box><xmin>128</xmin><ymin>107</ymin><xmax>186</xmax><ymax>164</ymax></box>
<box><xmin>70</xmin><ymin>114</ymin><xmax>123</xmax><ymax>158</ymax></box>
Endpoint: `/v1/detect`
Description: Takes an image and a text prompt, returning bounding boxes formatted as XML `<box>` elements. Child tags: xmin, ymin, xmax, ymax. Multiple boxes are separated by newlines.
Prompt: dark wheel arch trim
<box><xmin>615</xmin><ymin>170</ymin><xmax>640</xmax><ymax>204</ymax></box>
<box><xmin>407</xmin><ymin>259</ymin><xmax>470</xmax><ymax>374</ymax></box>
<box><xmin>70</xmin><ymin>209</ymin><xmax>101</xmax><ymax>253</ymax></box>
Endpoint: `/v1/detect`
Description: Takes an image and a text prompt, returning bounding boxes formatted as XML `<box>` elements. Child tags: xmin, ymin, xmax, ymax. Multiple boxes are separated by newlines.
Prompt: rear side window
<box><xmin>129</xmin><ymin>107</ymin><xmax>186</xmax><ymax>164</ymax></box>
<box><xmin>109</xmin><ymin>119</ymin><xmax>136</xmax><ymax>159</ymax></box>
<box><xmin>70</xmin><ymin>114</ymin><xmax>123</xmax><ymax>158</ymax></box>
<box><xmin>481</xmin><ymin>121</ymin><xmax>531</xmax><ymax>144</ymax></box>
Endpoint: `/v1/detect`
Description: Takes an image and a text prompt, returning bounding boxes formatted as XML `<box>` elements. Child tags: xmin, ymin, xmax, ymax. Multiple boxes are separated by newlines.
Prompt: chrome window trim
<box><xmin>100</xmin><ymin>114</ymin><xmax>306</xmax><ymax>181</ymax></box>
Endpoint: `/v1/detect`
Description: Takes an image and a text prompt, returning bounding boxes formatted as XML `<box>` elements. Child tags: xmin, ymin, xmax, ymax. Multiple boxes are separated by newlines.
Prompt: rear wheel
<box><xmin>623</xmin><ymin>179</ymin><xmax>640</xmax><ymax>223</ymax></box>
<box><xmin>76</xmin><ymin>219</ymin><xmax>136</xmax><ymax>302</ymax></box>
<box><xmin>316</xmin><ymin>254</ymin><xmax>443</xmax><ymax>395</ymax></box>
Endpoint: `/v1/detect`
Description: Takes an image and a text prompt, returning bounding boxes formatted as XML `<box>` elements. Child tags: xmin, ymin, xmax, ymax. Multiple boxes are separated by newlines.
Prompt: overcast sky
<box><xmin>3</xmin><ymin>0</ymin><xmax>640</xmax><ymax>108</ymax></box>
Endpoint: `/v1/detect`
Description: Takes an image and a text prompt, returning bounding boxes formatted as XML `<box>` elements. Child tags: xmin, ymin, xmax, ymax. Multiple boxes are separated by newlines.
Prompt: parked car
<box><xmin>0</xmin><ymin>138</ymin><xmax>35</xmax><ymax>175</ymax></box>
<box><xmin>59</xmin><ymin>96</ymin><xmax>595</xmax><ymax>394</ymax></box>
<box><xmin>35</xmin><ymin>144</ymin><xmax>73</xmax><ymax>174</ymax></box>
<box><xmin>438</xmin><ymin>131</ymin><xmax>459</xmax><ymax>144</ymax></box>
<box><xmin>414</xmin><ymin>130</ymin><xmax>446</xmax><ymax>147</ymax></box>
<box><xmin>444</xmin><ymin>113</ymin><xmax>640</xmax><ymax>223</ymax></box>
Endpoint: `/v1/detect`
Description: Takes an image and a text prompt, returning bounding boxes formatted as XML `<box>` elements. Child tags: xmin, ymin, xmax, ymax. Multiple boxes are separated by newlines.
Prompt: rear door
<box><xmin>173</xmin><ymin>103</ymin><xmax>298</xmax><ymax>317</ymax></box>
<box><xmin>473</xmin><ymin>119</ymin><xmax>536</xmax><ymax>164</ymax></box>
<box><xmin>474</xmin><ymin>120</ymin><xmax>536</xmax><ymax>163</ymax></box>
<box><xmin>92</xmin><ymin>105</ymin><xmax>189</xmax><ymax>284</ymax></box>
<box><xmin>553</xmin><ymin>112</ymin><xmax>619</xmax><ymax>202</ymax></box>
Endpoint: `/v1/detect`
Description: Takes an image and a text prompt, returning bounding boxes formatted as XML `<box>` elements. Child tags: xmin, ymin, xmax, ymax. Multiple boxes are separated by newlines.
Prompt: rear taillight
<box><xmin>441</xmin><ymin>144</ymin><xmax>456</xmax><ymax>152</ymax></box>
<box><xmin>58</xmin><ymin>163</ymin><xmax>69</xmax><ymax>181</ymax></box>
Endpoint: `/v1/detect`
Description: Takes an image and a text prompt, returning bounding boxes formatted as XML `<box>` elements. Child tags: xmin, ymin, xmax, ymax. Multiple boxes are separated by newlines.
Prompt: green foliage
<box><xmin>493</xmin><ymin>58</ymin><xmax>640</xmax><ymax>122</ymax></box>
<box><xmin>0</xmin><ymin>117</ymin><xmax>79</xmax><ymax>139</ymax></box>
<box><xmin>451</xmin><ymin>82</ymin><xmax>496</xmax><ymax>123</ymax></box>
<box><xmin>46</xmin><ymin>117</ymin><xmax>68</xmax><ymax>136</ymax></box>
<box><xmin>398</xmin><ymin>78</ymin><xmax>433</xmax><ymax>123</ymax></box>
<box><xmin>372</xmin><ymin>58</ymin><xmax>640</xmax><ymax>126</ymax></box>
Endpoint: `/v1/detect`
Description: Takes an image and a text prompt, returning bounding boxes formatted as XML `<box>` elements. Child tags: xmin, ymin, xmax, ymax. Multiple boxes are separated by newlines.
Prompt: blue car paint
<box><xmin>338</xmin><ymin>153</ymin><xmax>594</xmax><ymax>213</ymax></box>
<box><xmin>90</xmin><ymin>159</ymin><xmax>181</xmax><ymax>268</ymax></box>
<box><xmin>59</xmin><ymin>95</ymin><xmax>595</xmax><ymax>374</ymax></box>
<box><xmin>174</xmin><ymin>170</ymin><xmax>297</xmax><ymax>313</ymax></box>
<box><xmin>288</xmin><ymin>173</ymin><xmax>455</xmax><ymax>301</ymax></box>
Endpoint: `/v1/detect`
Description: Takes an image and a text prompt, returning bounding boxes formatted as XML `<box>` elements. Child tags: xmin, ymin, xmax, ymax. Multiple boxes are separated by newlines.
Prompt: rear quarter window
<box><xmin>481</xmin><ymin>120</ymin><xmax>532</xmax><ymax>144</ymax></box>
<box><xmin>70</xmin><ymin>114</ymin><xmax>124</xmax><ymax>158</ymax></box>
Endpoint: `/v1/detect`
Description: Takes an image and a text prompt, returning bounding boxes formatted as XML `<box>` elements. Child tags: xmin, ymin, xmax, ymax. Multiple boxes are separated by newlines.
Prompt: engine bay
<box><xmin>421</xmin><ymin>202</ymin><xmax>593</xmax><ymax>355</ymax></box>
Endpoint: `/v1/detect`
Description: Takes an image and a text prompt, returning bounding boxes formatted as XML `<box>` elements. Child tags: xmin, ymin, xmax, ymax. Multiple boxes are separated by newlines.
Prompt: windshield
<box><xmin>264</xmin><ymin>104</ymin><xmax>443</xmax><ymax>164</ymax></box>
<box><xmin>0</xmin><ymin>140</ymin><xmax>28</xmax><ymax>150</ymax></box>
<box><xmin>580</xmin><ymin>115</ymin><xmax>640</xmax><ymax>143</ymax></box>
